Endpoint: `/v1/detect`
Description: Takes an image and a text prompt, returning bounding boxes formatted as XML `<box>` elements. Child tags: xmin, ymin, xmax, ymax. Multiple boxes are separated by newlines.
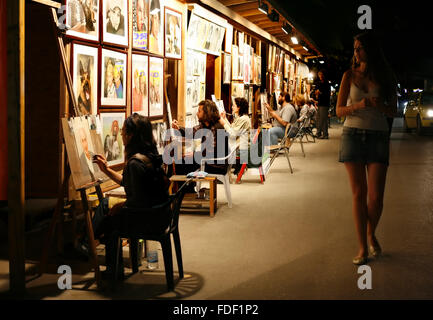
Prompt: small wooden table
<box><xmin>169</xmin><ymin>175</ymin><xmax>218</xmax><ymax>217</ymax></box>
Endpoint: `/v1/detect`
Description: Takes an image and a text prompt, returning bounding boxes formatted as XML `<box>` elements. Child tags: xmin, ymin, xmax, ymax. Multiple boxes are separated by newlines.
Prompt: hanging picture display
<box><xmin>132</xmin><ymin>0</ymin><xmax>149</xmax><ymax>50</ymax></box>
<box><xmin>284</xmin><ymin>55</ymin><xmax>290</xmax><ymax>79</ymax></box>
<box><xmin>102</xmin><ymin>0</ymin><xmax>129</xmax><ymax>47</ymax></box>
<box><xmin>257</xmin><ymin>55</ymin><xmax>262</xmax><ymax>86</ymax></box>
<box><xmin>66</xmin><ymin>0</ymin><xmax>100</xmax><ymax>42</ymax></box>
<box><xmin>149</xmin><ymin>56</ymin><xmax>164</xmax><ymax>117</ymax></box>
<box><xmin>72</xmin><ymin>43</ymin><xmax>98</xmax><ymax>116</ymax></box>
<box><xmin>231</xmin><ymin>45</ymin><xmax>238</xmax><ymax>80</ymax></box>
<box><xmin>243</xmin><ymin>43</ymin><xmax>250</xmax><ymax>84</ymax></box>
<box><xmin>149</xmin><ymin>0</ymin><xmax>164</xmax><ymax>56</ymax></box>
<box><xmin>248</xmin><ymin>86</ymin><xmax>253</xmax><ymax>114</ymax></box>
<box><xmin>223</xmin><ymin>53</ymin><xmax>231</xmax><ymax>84</ymax></box>
<box><xmin>164</xmin><ymin>7</ymin><xmax>182</xmax><ymax>59</ymax></box>
<box><xmin>231</xmin><ymin>82</ymin><xmax>244</xmax><ymax>98</ymax></box>
<box><xmin>100</xmin><ymin>112</ymin><xmax>125</xmax><ymax>166</ymax></box>
<box><xmin>238</xmin><ymin>32</ymin><xmax>244</xmax><ymax>54</ymax></box>
<box><xmin>131</xmin><ymin>53</ymin><xmax>149</xmax><ymax>116</ymax></box>
<box><xmin>187</xmin><ymin>13</ymin><xmax>225</xmax><ymax>56</ymax></box>
<box><xmin>260</xmin><ymin>91</ymin><xmax>270</xmax><ymax>123</ymax></box>
<box><xmin>152</xmin><ymin>121</ymin><xmax>168</xmax><ymax>155</ymax></box>
<box><xmin>101</xmin><ymin>48</ymin><xmax>127</xmax><ymax>106</ymax></box>
<box><xmin>224</xmin><ymin>24</ymin><xmax>233</xmax><ymax>53</ymax></box>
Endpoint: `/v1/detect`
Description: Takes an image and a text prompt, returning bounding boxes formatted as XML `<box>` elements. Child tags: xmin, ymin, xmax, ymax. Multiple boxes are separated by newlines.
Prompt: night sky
<box><xmin>273</xmin><ymin>0</ymin><xmax>433</xmax><ymax>88</ymax></box>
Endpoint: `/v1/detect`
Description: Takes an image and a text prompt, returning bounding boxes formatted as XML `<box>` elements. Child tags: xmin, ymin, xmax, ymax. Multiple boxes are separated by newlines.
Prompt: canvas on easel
<box><xmin>61</xmin><ymin>117</ymin><xmax>106</xmax><ymax>190</ymax></box>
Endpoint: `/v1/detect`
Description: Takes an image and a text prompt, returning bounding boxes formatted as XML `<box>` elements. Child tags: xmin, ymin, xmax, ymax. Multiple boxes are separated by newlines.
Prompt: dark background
<box><xmin>272</xmin><ymin>0</ymin><xmax>433</xmax><ymax>89</ymax></box>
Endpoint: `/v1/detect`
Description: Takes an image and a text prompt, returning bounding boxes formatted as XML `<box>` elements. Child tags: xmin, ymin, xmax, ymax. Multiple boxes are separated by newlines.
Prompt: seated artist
<box><xmin>171</xmin><ymin>100</ymin><xmax>229</xmax><ymax>188</ymax></box>
<box><xmin>218</xmin><ymin>97</ymin><xmax>251</xmax><ymax>175</ymax></box>
<box><xmin>265</xmin><ymin>91</ymin><xmax>298</xmax><ymax>145</ymax></box>
<box><xmin>93</xmin><ymin>113</ymin><xmax>169</xmax><ymax>279</ymax></box>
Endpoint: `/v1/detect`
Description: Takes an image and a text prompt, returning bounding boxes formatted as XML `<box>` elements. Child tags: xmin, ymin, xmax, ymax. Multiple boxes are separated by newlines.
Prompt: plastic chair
<box><xmin>197</xmin><ymin>141</ymin><xmax>240</xmax><ymax>208</ymax></box>
<box><xmin>113</xmin><ymin>180</ymin><xmax>190</xmax><ymax>291</ymax></box>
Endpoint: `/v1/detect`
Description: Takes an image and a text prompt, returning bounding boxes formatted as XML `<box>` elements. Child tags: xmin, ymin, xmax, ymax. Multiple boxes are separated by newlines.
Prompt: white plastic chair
<box><xmin>197</xmin><ymin>141</ymin><xmax>240</xmax><ymax>208</ymax></box>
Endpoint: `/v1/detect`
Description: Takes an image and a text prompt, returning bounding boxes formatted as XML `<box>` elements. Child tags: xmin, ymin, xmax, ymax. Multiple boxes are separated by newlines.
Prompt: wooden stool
<box><xmin>169</xmin><ymin>175</ymin><xmax>218</xmax><ymax>217</ymax></box>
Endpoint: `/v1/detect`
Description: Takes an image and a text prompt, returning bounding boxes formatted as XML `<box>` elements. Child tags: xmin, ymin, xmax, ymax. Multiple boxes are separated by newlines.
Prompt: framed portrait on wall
<box><xmin>100</xmin><ymin>112</ymin><xmax>125</xmax><ymax>166</ymax></box>
<box><xmin>72</xmin><ymin>43</ymin><xmax>98</xmax><ymax>115</ymax></box>
<box><xmin>223</xmin><ymin>53</ymin><xmax>231</xmax><ymax>84</ymax></box>
<box><xmin>224</xmin><ymin>24</ymin><xmax>233</xmax><ymax>53</ymax></box>
<box><xmin>149</xmin><ymin>57</ymin><xmax>164</xmax><ymax>117</ymax></box>
<box><xmin>102</xmin><ymin>0</ymin><xmax>129</xmax><ymax>47</ymax></box>
<box><xmin>131</xmin><ymin>53</ymin><xmax>149</xmax><ymax>116</ymax></box>
<box><xmin>149</xmin><ymin>0</ymin><xmax>164</xmax><ymax>56</ymax></box>
<box><xmin>132</xmin><ymin>0</ymin><xmax>149</xmax><ymax>50</ymax></box>
<box><xmin>101</xmin><ymin>48</ymin><xmax>127</xmax><ymax>106</ymax></box>
<box><xmin>231</xmin><ymin>45</ymin><xmax>238</xmax><ymax>80</ymax></box>
<box><xmin>66</xmin><ymin>0</ymin><xmax>99</xmax><ymax>42</ymax></box>
<box><xmin>231</xmin><ymin>82</ymin><xmax>244</xmax><ymax>98</ymax></box>
<box><xmin>164</xmin><ymin>7</ymin><xmax>182</xmax><ymax>59</ymax></box>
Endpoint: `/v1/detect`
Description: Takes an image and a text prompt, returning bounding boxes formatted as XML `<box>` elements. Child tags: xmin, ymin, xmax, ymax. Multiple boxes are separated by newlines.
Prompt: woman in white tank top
<box><xmin>336</xmin><ymin>32</ymin><xmax>397</xmax><ymax>265</ymax></box>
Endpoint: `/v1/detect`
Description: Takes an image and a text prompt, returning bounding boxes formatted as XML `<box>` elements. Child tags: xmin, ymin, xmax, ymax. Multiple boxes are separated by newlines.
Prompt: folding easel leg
<box><xmin>236</xmin><ymin>163</ymin><xmax>247</xmax><ymax>184</ymax></box>
<box><xmin>80</xmin><ymin>189</ymin><xmax>101</xmax><ymax>288</ymax></box>
<box><xmin>285</xmin><ymin>149</ymin><xmax>293</xmax><ymax>174</ymax></box>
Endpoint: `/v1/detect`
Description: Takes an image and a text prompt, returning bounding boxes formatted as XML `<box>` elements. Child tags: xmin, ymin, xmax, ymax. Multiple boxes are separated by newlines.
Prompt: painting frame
<box><xmin>65</xmin><ymin>0</ymin><xmax>100</xmax><ymax>43</ymax></box>
<box><xmin>132</xmin><ymin>0</ymin><xmax>149</xmax><ymax>50</ymax></box>
<box><xmin>71</xmin><ymin>42</ymin><xmax>99</xmax><ymax>116</ymax></box>
<box><xmin>99</xmin><ymin>111</ymin><xmax>126</xmax><ymax>167</ymax></box>
<box><xmin>149</xmin><ymin>56</ymin><xmax>164</xmax><ymax>118</ymax></box>
<box><xmin>100</xmin><ymin>48</ymin><xmax>128</xmax><ymax>107</ymax></box>
<box><xmin>131</xmin><ymin>53</ymin><xmax>149</xmax><ymax>116</ymax></box>
<box><xmin>149</xmin><ymin>0</ymin><xmax>164</xmax><ymax>56</ymax></box>
<box><xmin>102</xmin><ymin>0</ymin><xmax>129</xmax><ymax>48</ymax></box>
<box><xmin>164</xmin><ymin>7</ymin><xmax>182</xmax><ymax>60</ymax></box>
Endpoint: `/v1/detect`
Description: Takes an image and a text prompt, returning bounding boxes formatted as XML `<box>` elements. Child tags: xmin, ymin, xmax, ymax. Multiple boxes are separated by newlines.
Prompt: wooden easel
<box><xmin>36</xmin><ymin>1</ymin><xmax>104</xmax><ymax>288</ymax></box>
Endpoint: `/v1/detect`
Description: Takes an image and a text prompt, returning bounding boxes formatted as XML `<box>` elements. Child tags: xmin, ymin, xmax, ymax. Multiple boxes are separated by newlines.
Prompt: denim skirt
<box><xmin>339</xmin><ymin>127</ymin><xmax>390</xmax><ymax>166</ymax></box>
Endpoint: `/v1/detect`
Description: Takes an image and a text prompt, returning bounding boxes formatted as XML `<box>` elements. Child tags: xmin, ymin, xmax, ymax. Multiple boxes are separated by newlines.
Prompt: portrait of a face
<box><xmin>149</xmin><ymin>57</ymin><xmax>164</xmax><ymax>117</ymax></box>
<box><xmin>100</xmin><ymin>113</ymin><xmax>125</xmax><ymax>166</ymax></box>
<box><xmin>66</xmin><ymin>0</ymin><xmax>99</xmax><ymax>42</ymax></box>
<box><xmin>132</xmin><ymin>54</ymin><xmax>149</xmax><ymax>115</ymax></box>
<box><xmin>149</xmin><ymin>0</ymin><xmax>163</xmax><ymax>55</ymax></box>
<box><xmin>103</xmin><ymin>0</ymin><xmax>128</xmax><ymax>46</ymax></box>
<box><xmin>133</xmin><ymin>0</ymin><xmax>148</xmax><ymax>49</ymax></box>
<box><xmin>101</xmin><ymin>49</ymin><xmax>127</xmax><ymax>106</ymax></box>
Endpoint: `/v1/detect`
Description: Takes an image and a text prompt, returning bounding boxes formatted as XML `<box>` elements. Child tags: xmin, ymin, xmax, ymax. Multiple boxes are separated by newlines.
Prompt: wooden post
<box><xmin>7</xmin><ymin>0</ymin><xmax>26</xmax><ymax>294</ymax></box>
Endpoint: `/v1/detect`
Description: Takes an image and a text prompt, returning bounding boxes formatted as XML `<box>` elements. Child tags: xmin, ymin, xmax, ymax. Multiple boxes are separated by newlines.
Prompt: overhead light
<box><xmin>303</xmin><ymin>46</ymin><xmax>308</xmax><ymax>51</ymax></box>
<box><xmin>282</xmin><ymin>23</ymin><xmax>291</xmax><ymax>35</ymax></box>
<box><xmin>268</xmin><ymin>9</ymin><xmax>279</xmax><ymax>22</ymax></box>
<box><xmin>319</xmin><ymin>60</ymin><xmax>324</xmax><ymax>64</ymax></box>
<box><xmin>291</xmin><ymin>36</ymin><xmax>298</xmax><ymax>45</ymax></box>
<box><xmin>258</xmin><ymin>1</ymin><xmax>268</xmax><ymax>15</ymax></box>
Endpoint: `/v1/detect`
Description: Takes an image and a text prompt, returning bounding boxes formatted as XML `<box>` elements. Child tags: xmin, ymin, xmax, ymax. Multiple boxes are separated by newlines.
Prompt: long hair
<box><xmin>234</xmin><ymin>97</ymin><xmax>249</xmax><ymax>116</ymax></box>
<box><xmin>123</xmin><ymin>113</ymin><xmax>158</xmax><ymax>160</ymax></box>
<box><xmin>352</xmin><ymin>32</ymin><xmax>397</xmax><ymax>102</ymax></box>
<box><xmin>198</xmin><ymin>100</ymin><xmax>221</xmax><ymax>128</ymax></box>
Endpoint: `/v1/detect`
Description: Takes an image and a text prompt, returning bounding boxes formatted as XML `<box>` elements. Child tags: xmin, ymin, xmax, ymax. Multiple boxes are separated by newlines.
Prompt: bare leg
<box><xmin>345</xmin><ymin>162</ymin><xmax>368</xmax><ymax>258</ymax></box>
<box><xmin>366</xmin><ymin>163</ymin><xmax>388</xmax><ymax>248</ymax></box>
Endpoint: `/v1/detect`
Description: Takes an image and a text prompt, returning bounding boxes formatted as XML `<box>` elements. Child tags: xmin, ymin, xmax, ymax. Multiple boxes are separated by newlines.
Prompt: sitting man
<box><xmin>265</xmin><ymin>92</ymin><xmax>298</xmax><ymax>145</ymax></box>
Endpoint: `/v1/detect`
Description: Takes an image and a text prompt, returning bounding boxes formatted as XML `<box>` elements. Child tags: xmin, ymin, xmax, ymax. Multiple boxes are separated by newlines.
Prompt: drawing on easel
<box><xmin>61</xmin><ymin>117</ymin><xmax>106</xmax><ymax>189</ymax></box>
<box><xmin>260</xmin><ymin>91</ymin><xmax>270</xmax><ymax>123</ymax></box>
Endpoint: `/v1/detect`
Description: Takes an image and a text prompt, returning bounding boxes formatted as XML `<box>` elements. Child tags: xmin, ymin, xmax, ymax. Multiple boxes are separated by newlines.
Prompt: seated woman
<box><xmin>172</xmin><ymin>99</ymin><xmax>229</xmax><ymax>177</ymax></box>
<box><xmin>295</xmin><ymin>94</ymin><xmax>309</xmax><ymax>124</ymax></box>
<box><xmin>218</xmin><ymin>97</ymin><xmax>251</xmax><ymax>175</ymax></box>
<box><xmin>93</xmin><ymin>113</ymin><xmax>169</xmax><ymax>279</ymax></box>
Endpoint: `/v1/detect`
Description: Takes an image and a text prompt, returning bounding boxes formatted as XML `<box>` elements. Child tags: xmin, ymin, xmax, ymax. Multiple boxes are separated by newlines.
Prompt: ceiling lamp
<box><xmin>291</xmin><ymin>36</ymin><xmax>298</xmax><ymax>45</ymax></box>
<box><xmin>303</xmin><ymin>46</ymin><xmax>309</xmax><ymax>51</ymax></box>
<box><xmin>268</xmin><ymin>9</ymin><xmax>279</xmax><ymax>22</ymax></box>
<box><xmin>282</xmin><ymin>23</ymin><xmax>292</xmax><ymax>35</ymax></box>
<box><xmin>258</xmin><ymin>0</ymin><xmax>268</xmax><ymax>15</ymax></box>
